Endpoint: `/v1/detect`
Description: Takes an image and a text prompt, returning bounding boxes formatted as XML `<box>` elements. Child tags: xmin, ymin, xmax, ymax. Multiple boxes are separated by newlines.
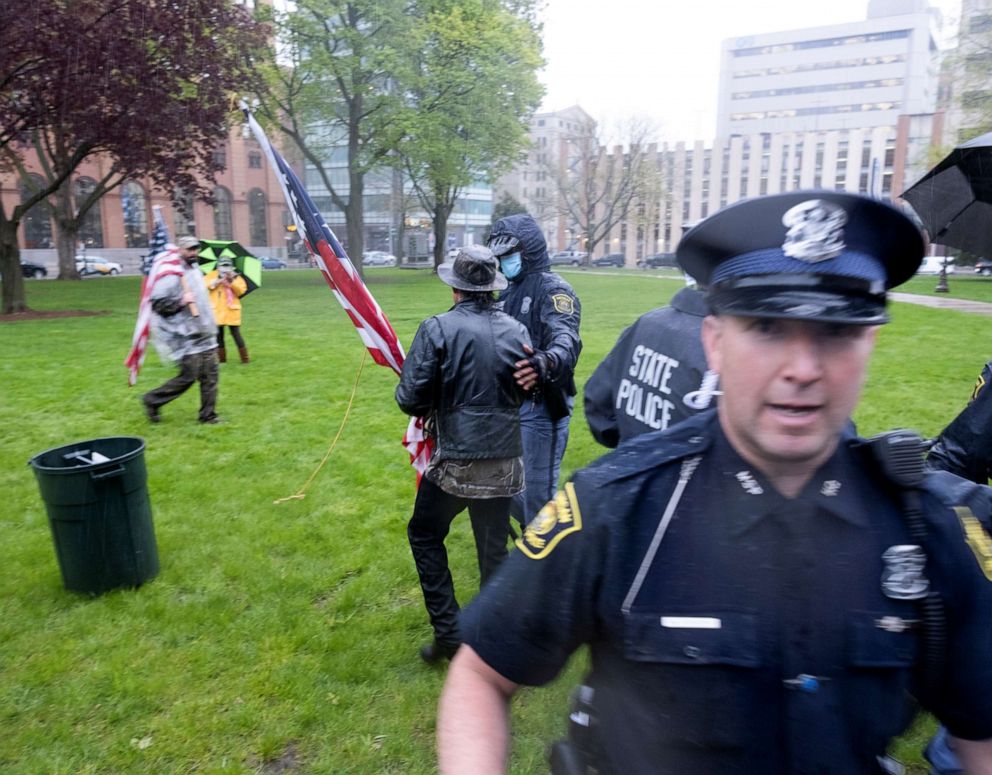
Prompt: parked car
<box><xmin>914</xmin><ymin>255</ymin><xmax>956</xmax><ymax>275</ymax></box>
<box><xmin>591</xmin><ymin>253</ymin><xmax>626</xmax><ymax>267</ymax></box>
<box><xmin>549</xmin><ymin>250</ymin><xmax>587</xmax><ymax>266</ymax></box>
<box><xmin>75</xmin><ymin>255</ymin><xmax>122</xmax><ymax>276</ymax></box>
<box><xmin>362</xmin><ymin>251</ymin><xmax>397</xmax><ymax>267</ymax></box>
<box><xmin>975</xmin><ymin>259</ymin><xmax>992</xmax><ymax>276</ymax></box>
<box><xmin>259</xmin><ymin>256</ymin><xmax>288</xmax><ymax>270</ymax></box>
<box><xmin>638</xmin><ymin>252</ymin><xmax>679</xmax><ymax>269</ymax></box>
<box><xmin>20</xmin><ymin>260</ymin><xmax>47</xmax><ymax>279</ymax></box>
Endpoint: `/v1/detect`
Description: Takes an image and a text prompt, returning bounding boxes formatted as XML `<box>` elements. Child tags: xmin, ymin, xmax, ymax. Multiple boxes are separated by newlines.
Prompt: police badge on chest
<box><xmin>881</xmin><ymin>544</ymin><xmax>929</xmax><ymax>600</ymax></box>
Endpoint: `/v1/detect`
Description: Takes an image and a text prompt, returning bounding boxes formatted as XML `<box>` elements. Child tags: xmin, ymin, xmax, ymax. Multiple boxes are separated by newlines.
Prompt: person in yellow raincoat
<box><xmin>204</xmin><ymin>258</ymin><xmax>250</xmax><ymax>363</ymax></box>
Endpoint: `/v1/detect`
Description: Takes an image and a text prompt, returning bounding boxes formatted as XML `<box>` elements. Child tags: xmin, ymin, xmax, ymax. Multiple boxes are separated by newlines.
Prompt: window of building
<box><xmin>732</xmin><ymin>54</ymin><xmax>905</xmax><ymax>79</ymax></box>
<box><xmin>730</xmin><ymin>101</ymin><xmax>901</xmax><ymax>122</ymax></box>
<box><xmin>731</xmin><ymin>78</ymin><xmax>903</xmax><ymax>100</ymax></box>
<box><xmin>248</xmin><ymin>151</ymin><xmax>262</xmax><ymax>169</ymax></box>
<box><xmin>19</xmin><ymin>173</ymin><xmax>53</xmax><ymax>249</ymax></box>
<box><xmin>969</xmin><ymin>14</ymin><xmax>992</xmax><ymax>34</ymax></box>
<box><xmin>173</xmin><ymin>188</ymin><xmax>196</xmax><ymax>237</ymax></box>
<box><xmin>213</xmin><ymin>186</ymin><xmax>233</xmax><ymax>240</ymax></box>
<box><xmin>74</xmin><ymin>177</ymin><xmax>104</xmax><ymax>248</ymax></box>
<box><xmin>731</xmin><ymin>29</ymin><xmax>909</xmax><ymax>57</ymax></box>
<box><xmin>121</xmin><ymin>180</ymin><xmax>149</xmax><ymax>248</ymax></box>
<box><xmin>249</xmin><ymin>189</ymin><xmax>268</xmax><ymax>247</ymax></box>
<box><xmin>212</xmin><ymin>145</ymin><xmax>227</xmax><ymax>167</ymax></box>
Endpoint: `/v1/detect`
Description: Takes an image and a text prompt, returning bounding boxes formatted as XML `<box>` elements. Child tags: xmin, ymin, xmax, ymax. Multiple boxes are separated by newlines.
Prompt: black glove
<box><xmin>528</xmin><ymin>350</ymin><xmax>555</xmax><ymax>383</ymax></box>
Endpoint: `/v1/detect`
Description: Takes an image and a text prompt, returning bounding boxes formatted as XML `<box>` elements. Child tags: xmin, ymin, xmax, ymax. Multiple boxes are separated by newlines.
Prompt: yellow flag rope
<box><xmin>274</xmin><ymin>350</ymin><xmax>368</xmax><ymax>504</ymax></box>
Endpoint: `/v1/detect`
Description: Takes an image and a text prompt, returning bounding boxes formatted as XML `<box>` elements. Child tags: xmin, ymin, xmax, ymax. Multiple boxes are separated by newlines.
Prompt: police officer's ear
<box><xmin>700</xmin><ymin>315</ymin><xmax>724</xmax><ymax>376</ymax></box>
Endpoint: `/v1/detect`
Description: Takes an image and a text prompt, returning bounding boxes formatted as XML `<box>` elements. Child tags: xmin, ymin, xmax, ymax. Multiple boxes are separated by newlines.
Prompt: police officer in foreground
<box><xmin>437</xmin><ymin>192</ymin><xmax>992</xmax><ymax>773</ymax></box>
<box><xmin>584</xmin><ymin>278</ymin><xmax>715</xmax><ymax>447</ymax></box>
<box><xmin>486</xmin><ymin>214</ymin><xmax>582</xmax><ymax>526</ymax></box>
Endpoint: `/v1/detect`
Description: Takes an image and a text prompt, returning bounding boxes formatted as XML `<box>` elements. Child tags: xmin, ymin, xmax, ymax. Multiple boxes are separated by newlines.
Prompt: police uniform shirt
<box><xmin>460</xmin><ymin>412</ymin><xmax>992</xmax><ymax>774</ymax></box>
<box><xmin>584</xmin><ymin>286</ymin><xmax>711</xmax><ymax>448</ymax></box>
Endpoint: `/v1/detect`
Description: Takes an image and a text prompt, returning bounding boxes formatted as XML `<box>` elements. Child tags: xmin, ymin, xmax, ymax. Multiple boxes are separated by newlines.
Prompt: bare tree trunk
<box><xmin>53</xmin><ymin>182</ymin><xmax>82</xmax><ymax>280</ymax></box>
<box><xmin>345</xmin><ymin>167</ymin><xmax>365</xmax><ymax>280</ymax></box>
<box><xmin>0</xmin><ymin>218</ymin><xmax>28</xmax><ymax>314</ymax></box>
<box><xmin>432</xmin><ymin>199</ymin><xmax>454</xmax><ymax>270</ymax></box>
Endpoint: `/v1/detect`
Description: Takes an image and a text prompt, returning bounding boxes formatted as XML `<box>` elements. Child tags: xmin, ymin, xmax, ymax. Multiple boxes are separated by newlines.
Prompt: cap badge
<box><xmin>782</xmin><ymin>199</ymin><xmax>847</xmax><ymax>262</ymax></box>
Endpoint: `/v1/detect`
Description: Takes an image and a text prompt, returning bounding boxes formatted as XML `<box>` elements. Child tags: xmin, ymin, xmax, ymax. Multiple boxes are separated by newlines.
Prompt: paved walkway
<box><xmin>891</xmin><ymin>292</ymin><xmax>992</xmax><ymax>317</ymax></box>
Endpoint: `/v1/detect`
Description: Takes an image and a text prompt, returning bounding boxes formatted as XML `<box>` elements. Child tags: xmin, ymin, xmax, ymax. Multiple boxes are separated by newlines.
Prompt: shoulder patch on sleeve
<box><xmin>516</xmin><ymin>482</ymin><xmax>583</xmax><ymax>559</ymax></box>
<box><xmin>971</xmin><ymin>370</ymin><xmax>988</xmax><ymax>402</ymax></box>
<box><xmin>954</xmin><ymin>506</ymin><xmax>992</xmax><ymax>581</ymax></box>
<box><xmin>551</xmin><ymin>293</ymin><xmax>575</xmax><ymax>315</ymax></box>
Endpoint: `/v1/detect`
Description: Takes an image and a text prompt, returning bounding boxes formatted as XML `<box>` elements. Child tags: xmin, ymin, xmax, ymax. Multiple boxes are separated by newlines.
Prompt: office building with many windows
<box><xmin>716</xmin><ymin>0</ymin><xmax>942</xmax><ymax>136</ymax></box>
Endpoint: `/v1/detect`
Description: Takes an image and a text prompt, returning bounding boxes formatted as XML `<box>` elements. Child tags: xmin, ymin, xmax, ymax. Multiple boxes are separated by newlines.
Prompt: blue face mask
<box><xmin>499</xmin><ymin>251</ymin><xmax>523</xmax><ymax>280</ymax></box>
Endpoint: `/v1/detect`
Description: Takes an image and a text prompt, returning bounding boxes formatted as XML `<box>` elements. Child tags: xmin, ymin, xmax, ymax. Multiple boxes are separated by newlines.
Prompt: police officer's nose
<box><xmin>781</xmin><ymin>330</ymin><xmax>824</xmax><ymax>386</ymax></box>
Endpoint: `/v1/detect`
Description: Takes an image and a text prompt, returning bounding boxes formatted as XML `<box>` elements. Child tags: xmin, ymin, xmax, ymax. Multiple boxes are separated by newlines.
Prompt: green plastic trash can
<box><xmin>29</xmin><ymin>437</ymin><xmax>159</xmax><ymax>595</ymax></box>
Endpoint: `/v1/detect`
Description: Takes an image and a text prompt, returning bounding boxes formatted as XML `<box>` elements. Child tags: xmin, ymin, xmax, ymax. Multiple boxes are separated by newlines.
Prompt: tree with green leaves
<box><xmin>397</xmin><ymin>0</ymin><xmax>543</xmax><ymax>268</ymax></box>
<box><xmin>0</xmin><ymin>0</ymin><xmax>264</xmax><ymax>313</ymax></box>
<box><xmin>946</xmin><ymin>10</ymin><xmax>992</xmax><ymax>143</ymax></box>
<box><xmin>491</xmin><ymin>191</ymin><xmax>528</xmax><ymax>225</ymax></box>
<box><xmin>251</xmin><ymin>0</ymin><xmax>412</xmax><ymax>274</ymax></box>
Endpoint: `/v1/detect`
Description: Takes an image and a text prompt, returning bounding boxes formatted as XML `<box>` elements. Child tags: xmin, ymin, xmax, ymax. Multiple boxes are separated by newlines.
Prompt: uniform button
<box><xmin>683</xmin><ymin>645</ymin><xmax>702</xmax><ymax>659</ymax></box>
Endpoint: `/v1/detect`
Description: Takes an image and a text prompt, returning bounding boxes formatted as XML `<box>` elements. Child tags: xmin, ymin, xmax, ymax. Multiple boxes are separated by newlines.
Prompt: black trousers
<box><xmin>143</xmin><ymin>350</ymin><xmax>219</xmax><ymax>422</ymax></box>
<box><xmin>407</xmin><ymin>476</ymin><xmax>511</xmax><ymax>646</ymax></box>
<box><xmin>216</xmin><ymin>325</ymin><xmax>245</xmax><ymax>349</ymax></box>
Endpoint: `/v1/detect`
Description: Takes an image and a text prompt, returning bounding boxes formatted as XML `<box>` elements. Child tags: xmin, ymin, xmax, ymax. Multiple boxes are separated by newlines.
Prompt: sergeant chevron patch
<box><xmin>517</xmin><ymin>482</ymin><xmax>583</xmax><ymax>560</ymax></box>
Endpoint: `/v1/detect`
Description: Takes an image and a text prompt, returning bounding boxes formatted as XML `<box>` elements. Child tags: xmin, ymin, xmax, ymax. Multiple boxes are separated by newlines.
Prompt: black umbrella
<box><xmin>902</xmin><ymin>130</ymin><xmax>992</xmax><ymax>257</ymax></box>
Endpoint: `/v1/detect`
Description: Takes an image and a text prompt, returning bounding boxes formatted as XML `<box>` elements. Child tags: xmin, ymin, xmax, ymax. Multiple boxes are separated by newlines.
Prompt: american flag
<box><xmin>124</xmin><ymin>208</ymin><xmax>181</xmax><ymax>385</ymax></box>
<box><xmin>243</xmin><ymin>105</ymin><xmax>431</xmax><ymax>475</ymax></box>
<box><xmin>243</xmin><ymin>107</ymin><xmax>405</xmax><ymax>374</ymax></box>
<box><xmin>141</xmin><ymin>205</ymin><xmax>169</xmax><ymax>276</ymax></box>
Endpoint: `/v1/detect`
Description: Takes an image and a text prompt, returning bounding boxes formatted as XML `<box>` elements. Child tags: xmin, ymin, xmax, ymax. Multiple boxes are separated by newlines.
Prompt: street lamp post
<box><xmin>935</xmin><ymin>257</ymin><xmax>950</xmax><ymax>293</ymax></box>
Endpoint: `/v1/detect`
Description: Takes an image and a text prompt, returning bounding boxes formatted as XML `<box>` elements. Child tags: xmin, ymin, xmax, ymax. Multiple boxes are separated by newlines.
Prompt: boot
<box><xmin>238</xmin><ymin>346</ymin><xmax>250</xmax><ymax>363</ymax></box>
<box><xmin>218</xmin><ymin>347</ymin><xmax>227</xmax><ymax>363</ymax></box>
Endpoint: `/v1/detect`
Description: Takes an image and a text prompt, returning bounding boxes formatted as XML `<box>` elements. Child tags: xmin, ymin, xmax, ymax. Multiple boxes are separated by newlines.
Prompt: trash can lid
<box><xmin>29</xmin><ymin>436</ymin><xmax>146</xmax><ymax>473</ymax></box>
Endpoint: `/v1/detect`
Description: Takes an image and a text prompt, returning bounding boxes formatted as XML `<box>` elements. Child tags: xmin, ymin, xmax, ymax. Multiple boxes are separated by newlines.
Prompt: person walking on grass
<box><xmin>142</xmin><ymin>235</ymin><xmax>220</xmax><ymax>424</ymax></box>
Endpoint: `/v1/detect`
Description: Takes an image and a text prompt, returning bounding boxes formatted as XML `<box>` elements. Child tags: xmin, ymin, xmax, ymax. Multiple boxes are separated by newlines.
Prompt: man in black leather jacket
<box><xmin>487</xmin><ymin>214</ymin><xmax>582</xmax><ymax>527</ymax></box>
<box><xmin>395</xmin><ymin>245</ymin><xmax>532</xmax><ymax>664</ymax></box>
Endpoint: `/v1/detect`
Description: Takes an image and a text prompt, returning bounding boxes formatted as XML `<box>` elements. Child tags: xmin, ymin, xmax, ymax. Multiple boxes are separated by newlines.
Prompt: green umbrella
<box><xmin>196</xmin><ymin>239</ymin><xmax>262</xmax><ymax>295</ymax></box>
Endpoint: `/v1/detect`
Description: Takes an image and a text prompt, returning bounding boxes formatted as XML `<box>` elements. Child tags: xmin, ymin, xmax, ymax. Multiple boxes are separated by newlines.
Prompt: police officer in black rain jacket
<box><xmin>487</xmin><ymin>213</ymin><xmax>582</xmax><ymax>526</ymax></box>
<box><xmin>584</xmin><ymin>283</ymin><xmax>715</xmax><ymax>448</ymax></box>
<box><xmin>437</xmin><ymin>192</ymin><xmax>992</xmax><ymax>774</ymax></box>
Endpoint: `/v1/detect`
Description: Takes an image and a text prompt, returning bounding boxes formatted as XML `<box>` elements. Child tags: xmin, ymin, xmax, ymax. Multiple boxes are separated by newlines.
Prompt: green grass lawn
<box><xmin>2</xmin><ymin>267</ymin><xmax>990</xmax><ymax>773</ymax></box>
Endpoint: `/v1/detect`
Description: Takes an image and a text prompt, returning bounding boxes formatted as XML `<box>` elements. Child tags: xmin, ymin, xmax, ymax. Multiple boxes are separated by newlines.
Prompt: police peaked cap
<box><xmin>677</xmin><ymin>191</ymin><xmax>925</xmax><ymax>325</ymax></box>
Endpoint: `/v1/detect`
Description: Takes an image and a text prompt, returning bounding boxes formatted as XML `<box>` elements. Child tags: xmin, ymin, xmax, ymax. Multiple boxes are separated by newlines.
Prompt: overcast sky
<box><xmin>537</xmin><ymin>0</ymin><xmax>961</xmax><ymax>141</ymax></box>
